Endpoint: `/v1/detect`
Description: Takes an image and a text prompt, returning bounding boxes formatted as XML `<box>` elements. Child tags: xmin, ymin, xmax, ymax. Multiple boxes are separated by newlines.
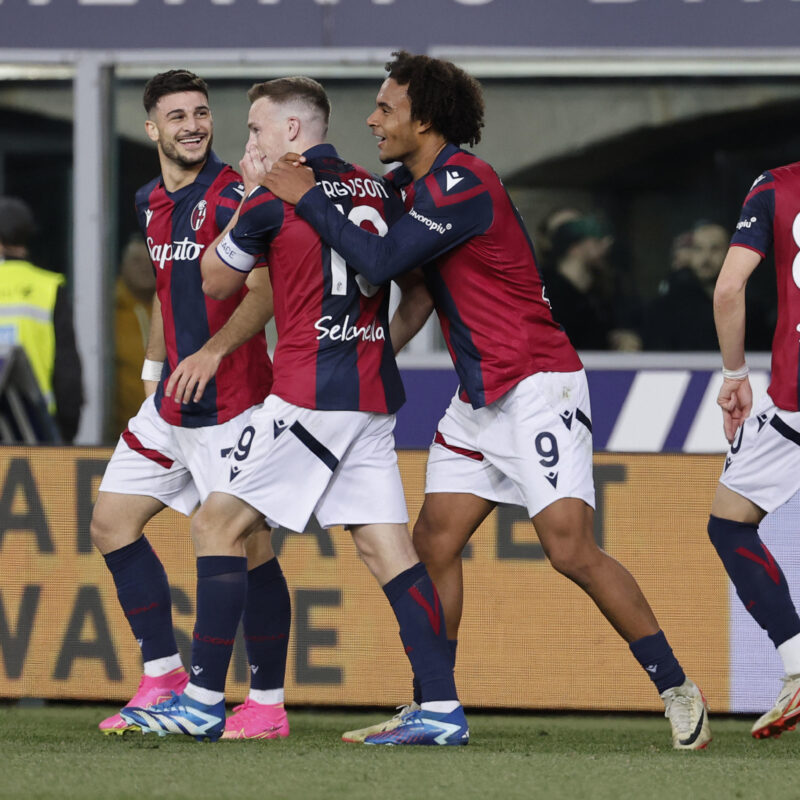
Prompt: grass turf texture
<box><xmin>1</xmin><ymin>705</ymin><xmax>798</xmax><ymax>800</ymax></box>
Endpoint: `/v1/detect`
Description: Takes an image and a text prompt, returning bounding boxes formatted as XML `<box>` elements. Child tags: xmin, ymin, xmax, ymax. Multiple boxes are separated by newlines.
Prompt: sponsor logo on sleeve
<box><xmin>408</xmin><ymin>207</ymin><xmax>452</xmax><ymax>235</ymax></box>
<box><xmin>736</xmin><ymin>216</ymin><xmax>757</xmax><ymax>230</ymax></box>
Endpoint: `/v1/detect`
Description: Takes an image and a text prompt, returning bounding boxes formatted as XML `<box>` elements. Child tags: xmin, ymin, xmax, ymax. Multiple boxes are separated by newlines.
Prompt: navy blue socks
<box><xmin>383</xmin><ymin>562</ymin><xmax>458</xmax><ymax>702</ymax></box>
<box><xmin>629</xmin><ymin>630</ymin><xmax>686</xmax><ymax>694</ymax></box>
<box><xmin>103</xmin><ymin>536</ymin><xmax>177</xmax><ymax>662</ymax></box>
<box><xmin>243</xmin><ymin>557</ymin><xmax>291</xmax><ymax>692</ymax></box>
<box><xmin>191</xmin><ymin>555</ymin><xmax>248</xmax><ymax>693</ymax></box>
<box><xmin>708</xmin><ymin>514</ymin><xmax>800</xmax><ymax>647</ymax></box>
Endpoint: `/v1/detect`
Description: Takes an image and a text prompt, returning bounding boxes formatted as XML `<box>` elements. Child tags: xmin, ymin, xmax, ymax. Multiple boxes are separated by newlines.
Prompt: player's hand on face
<box><xmin>164</xmin><ymin>347</ymin><xmax>223</xmax><ymax>405</ymax></box>
<box><xmin>263</xmin><ymin>156</ymin><xmax>316</xmax><ymax>205</ymax></box>
<box><xmin>240</xmin><ymin>142</ymin><xmax>270</xmax><ymax>196</ymax></box>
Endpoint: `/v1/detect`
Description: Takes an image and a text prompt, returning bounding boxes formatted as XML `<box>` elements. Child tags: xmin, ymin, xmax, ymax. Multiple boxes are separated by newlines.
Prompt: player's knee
<box><xmin>412</xmin><ymin>519</ymin><xmax>461</xmax><ymax>566</ymax></box>
<box><xmin>543</xmin><ymin>533</ymin><xmax>600</xmax><ymax>584</ymax></box>
<box><xmin>191</xmin><ymin>503</ymin><xmax>246</xmax><ymax>552</ymax></box>
<box><xmin>89</xmin><ymin>509</ymin><xmax>130</xmax><ymax>553</ymax></box>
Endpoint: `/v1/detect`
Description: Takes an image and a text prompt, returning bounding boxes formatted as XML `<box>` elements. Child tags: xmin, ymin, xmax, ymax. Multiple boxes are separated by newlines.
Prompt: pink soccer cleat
<box><xmin>99</xmin><ymin>667</ymin><xmax>189</xmax><ymax>735</ymax></box>
<box><xmin>221</xmin><ymin>698</ymin><xmax>290</xmax><ymax>740</ymax></box>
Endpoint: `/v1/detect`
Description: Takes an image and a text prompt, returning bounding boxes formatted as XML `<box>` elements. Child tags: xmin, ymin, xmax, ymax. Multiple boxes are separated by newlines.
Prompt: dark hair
<box><xmin>143</xmin><ymin>69</ymin><xmax>209</xmax><ymax>114</ymax></box>
<box><xmin>0</xmin><ymin>196</ymin><xmax>35</xmax><ymax>247</ymax></box>
<box><xmin>385</xmin><ymin>50</ymin><xmax>484</xmax><ymax>147</ymax></box>
<box><xmin>247</xmin><ymin>76</ymin><xmax>331</xmax><ymax>129</ymax></box>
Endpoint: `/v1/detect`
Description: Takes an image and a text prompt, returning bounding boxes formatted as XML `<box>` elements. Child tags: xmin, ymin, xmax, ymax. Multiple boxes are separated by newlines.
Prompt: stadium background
<box><xmin>2</xmin><ymin>0</ymin><xmax>800</xmax><ymax>718</ymax></box>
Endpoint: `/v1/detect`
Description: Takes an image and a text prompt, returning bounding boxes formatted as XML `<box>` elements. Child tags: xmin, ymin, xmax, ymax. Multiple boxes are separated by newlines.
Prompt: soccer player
<box><xmin>92</xmin><ymin>70</ymin><xmax>291</xmax><ymax>741</ymax></box>
<box><xmin>708</xmin><ymin>166</ymin><xmax>800</xmax><ymax>739</ymax></box>
<box><xmin>120</xmin><ymin>76</ymin><xmax>467</xmax><ymax>746</ymax></box>
<box><xmin>263</xmin><ymin>52</ymin><xmax>711</xmax><ymax>750</ymax></box>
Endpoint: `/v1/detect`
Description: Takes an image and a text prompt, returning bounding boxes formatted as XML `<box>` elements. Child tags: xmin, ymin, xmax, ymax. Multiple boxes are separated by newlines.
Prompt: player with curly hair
<box><xmin>264</xmin><ymin>51</ymin><xmax>711</xmax><ymax>750</ymax></box>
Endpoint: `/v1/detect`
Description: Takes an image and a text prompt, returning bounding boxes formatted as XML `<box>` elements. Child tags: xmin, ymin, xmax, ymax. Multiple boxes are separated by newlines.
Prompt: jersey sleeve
<box><xmin>296</xmin><ymin>165</ymin><xmax>494</xmax><ymax>284</ymax></box>
<box><xmin>730</xmin><ymin>171</ymin><xmax>775</xmax><ymax>257</ymax></box>
<box><xmin>215</xmin><ymin>188</ymin><xmax>284</xmax><ymax>273</ymax></box>
<box><xmin>214</xmin><ymin>178</ymin><xmax>247</xmax><ymax>230</ymax></box>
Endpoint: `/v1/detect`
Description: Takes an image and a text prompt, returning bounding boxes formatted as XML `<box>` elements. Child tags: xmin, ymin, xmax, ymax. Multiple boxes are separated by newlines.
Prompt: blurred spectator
<box><xmin>670</xmin><ymin>230</ymin><xmax>694</xmax><ymax>272</ymax></box>
<box><xmin>535</xmin><ymin>206</ymin><xmax>581</xmax><ymax>271</ymax></box>
<box><xmin>643</xmin><ymin>222</ymin><xmax>728</xmax><ymax>351</ymax></box>
<box><xmin>0</xmin><ymin>196</ymin><xmax>83</xmax><ymax>442</ymax></box>
<box><xmin>543</xmin><ymin>214</ymin><xmax>642</xmax><ymax>351</ymax></box>
<box><xmin>111</xmin><ymin>235</ymin><xmax>156</xmax><ymax>437</ymax></box>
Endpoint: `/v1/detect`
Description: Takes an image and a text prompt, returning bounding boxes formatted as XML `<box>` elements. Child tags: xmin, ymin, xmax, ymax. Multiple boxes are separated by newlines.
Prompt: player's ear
<box><xmin>145</xmin><ymin>118</ymin><xmax>159</xmax><ymax>144</ymax></box>
<box><xmin>286</xmin><ymin>116</ymin><xmax>300</xmax><ymax>142</ymax></box>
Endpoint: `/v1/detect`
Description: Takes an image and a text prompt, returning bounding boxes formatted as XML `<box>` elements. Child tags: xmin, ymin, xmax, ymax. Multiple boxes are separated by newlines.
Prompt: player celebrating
<box><xmin>93</xmin><ymin>70</ymin><xmax>290</xmax><ymax>741</ymax></box>
<box><xmin>264</xmin><ymin>51</ymin><xmax>711</xmax><ymax>750</ymax></box>
<box><xmin>708</xmin><ymin>166</ymin><xmax>800</xmax><ymax>739</ymax></box>
<box><xmin>120</xmin><ymin>77</ymin><xmax>467</xmax><ymax>746</ymax></box>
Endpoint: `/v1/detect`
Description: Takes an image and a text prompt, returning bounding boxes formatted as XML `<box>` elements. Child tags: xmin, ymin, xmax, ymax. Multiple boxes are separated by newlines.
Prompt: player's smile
<box><xmin>367</xmin><ymin>79</ymin><xmax>422</xmax><ymax>168</ymax></box>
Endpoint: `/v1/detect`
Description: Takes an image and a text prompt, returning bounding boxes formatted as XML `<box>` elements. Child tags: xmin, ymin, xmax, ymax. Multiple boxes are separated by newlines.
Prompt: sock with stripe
<box><xmin>243</xmin><ymin>557</ymin><xmax>291</xmax><ymax>694</ymax></box>
<box><xmin>103</xmin><ymin>536</ymin><xmax>178</xmax><ymax>663</ymax></box>
<box><xmin>383</xmin><ymin>562</ymin><xmax>458</xmax><ymax>703</ymax></box>
<box><xmin>189</xmin><ymin>555</ymin><xmax>248</xmax><ymax>696</ymax></box>
<box><xmin>708</xmin><ymin>514</ymin><xmax>800</xmax><ymax>647</ymax></box>
<box><xmin>629</xmin><ymin>630</ymin><xmax>686</xmax><ymax>693</ymax></box>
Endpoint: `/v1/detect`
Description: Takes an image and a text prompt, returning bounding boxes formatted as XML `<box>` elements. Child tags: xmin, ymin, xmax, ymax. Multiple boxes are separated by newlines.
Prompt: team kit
<box><xmin>91</xmin><ymin>53</ymin><xmax>800</xmax><ymax>750</ymax></box>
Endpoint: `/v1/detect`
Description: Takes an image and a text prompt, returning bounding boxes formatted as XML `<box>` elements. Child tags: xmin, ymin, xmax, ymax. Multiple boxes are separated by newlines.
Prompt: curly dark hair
<box><xmin>385</xmin><ymin>51</ymin><xmax>484</xmax><ymax>147</ymax></box>
<box><xmin>143</xmin><ymin>70</ymin><xmax>208</xmax><ymax>114</ymax></box>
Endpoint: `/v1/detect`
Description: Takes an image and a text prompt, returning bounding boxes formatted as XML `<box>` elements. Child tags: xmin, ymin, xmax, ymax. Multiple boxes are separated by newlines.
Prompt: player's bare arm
<box><xmin>713</xmin><ymin>245</ymin><xmax>761</xmax><ymax>442</ymax></box>
<box><xmin>165</xmin><ymin>267</ymin><xmax>273</xmax><ymax>405</ymax></box>
<box><xmin>263</xmin><ymin>156</ymin><xmax>317</xmax><ymax>205</ymax></box>
<box><xmin>143</xmin><ymin>293</ymin><xmax>166</xmax><ymax>398</ymax></box>
<box><xmin>390</xmin><ymin>270</ymin><xmax>434</xmax><ymax>354</ymax></box>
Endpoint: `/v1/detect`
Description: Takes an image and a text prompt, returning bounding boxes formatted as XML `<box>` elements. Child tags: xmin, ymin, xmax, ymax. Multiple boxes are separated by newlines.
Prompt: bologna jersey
<box><xmin>297</xmin><ymin>142</ymin><xmax>582</xmax><ymax>409</ymax></box>
<box><xmin>135</xmin><ymin>151</ymin><xmax>271</xmax><ymax>428</ymax></box>
<box><xmin>730</xmin><ymin>163</ymin><xmax>800</xmax><ymax>411</ymax></box>
<box><xmin>216</xmin><ymin>143</ymin><xmax>404</xmax><ymax>414</ymax></box>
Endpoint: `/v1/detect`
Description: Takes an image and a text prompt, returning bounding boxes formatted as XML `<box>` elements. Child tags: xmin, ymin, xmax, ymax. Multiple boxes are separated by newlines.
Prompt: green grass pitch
<box><xmin>2</xmin><ymin>704</ymin><xmax>799</xmax><ymax>800</ymax></box>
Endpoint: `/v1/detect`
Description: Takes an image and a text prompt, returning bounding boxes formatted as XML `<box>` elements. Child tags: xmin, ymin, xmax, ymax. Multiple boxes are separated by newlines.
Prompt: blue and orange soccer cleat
<box><xmin>363</xmin><ymin>706</ymin><xmax>469</xmax><ymax>746</ymax></box>
<box><xmin>120</xmin><ymin>691</ymin><xmax>225</xmax><ymax>743</ymax></box>
<box><xmin>99</xmin><ymin>668</ymin><xmax>189</xmax><ymax>735</ymax></box>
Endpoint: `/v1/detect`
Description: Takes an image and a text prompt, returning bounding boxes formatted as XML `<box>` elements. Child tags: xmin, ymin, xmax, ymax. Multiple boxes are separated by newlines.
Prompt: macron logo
<box><xmin>144</xmin><ymin>209</ymin><xmax>153</xmax><ymax>228</ymax></box>
<box><xmin>191</xmin><ymin>665</ymin><xmax>203</xmax><ymax>676</ymax></box>
<box><xmin>232</xmin><ymin>184</ymin><xmax>245</xmax><ymax>198</ymax></box>
<box><xmin>445</xmin><ymin>171</ymin><xmax>463</xmax><ymax>191</ymax></box>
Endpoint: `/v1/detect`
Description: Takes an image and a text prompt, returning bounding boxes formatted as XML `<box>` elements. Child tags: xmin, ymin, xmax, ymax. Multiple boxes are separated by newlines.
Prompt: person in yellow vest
<box><xmin>111</xmin><ymin>235</ymin><xmax>155</xmax><ymax>438</ymax></box>
<box><xmin>0</xmin><ymin>196</ymin><xmax>83</xmax><ymax>442</ymax></box>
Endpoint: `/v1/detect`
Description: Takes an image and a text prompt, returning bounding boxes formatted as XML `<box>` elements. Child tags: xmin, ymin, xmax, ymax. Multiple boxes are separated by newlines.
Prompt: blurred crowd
<box><xmin>535</xmin><ymin>208</ymin><xmax>775</xmax><ymax>352</ymax></box>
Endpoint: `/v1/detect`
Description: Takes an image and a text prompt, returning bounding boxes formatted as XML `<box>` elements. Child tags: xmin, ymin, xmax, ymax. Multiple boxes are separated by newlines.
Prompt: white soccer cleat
<box><xmin>341</xmin><ymin>702</ymin><xmax>421</xmax><ymax>743</ymax></box>
<box><xmin>660</xmin><ymin>678</ymin><xmax>711</xmax><ymax>750</ymax></box>
<box><xmin>751</xmin><ymin>673</ymin><xmax>800</xmax><ymax>739</ymax></box>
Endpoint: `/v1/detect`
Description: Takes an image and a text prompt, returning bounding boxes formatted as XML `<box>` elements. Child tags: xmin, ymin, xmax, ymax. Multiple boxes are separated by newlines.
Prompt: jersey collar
<box><xmin>430</xmin><ymin>142</ymin><xmax>461</xmax><ymax>173</ymax></box>
<box><xmin>160</xmin><ymin>150</ymin><xmax>225</xmax><ymax>193</ymax></box>
<box><xmin>302</xmin><ymin>143</ymin><xmax>339</xmax><ymax>161</ymax></box>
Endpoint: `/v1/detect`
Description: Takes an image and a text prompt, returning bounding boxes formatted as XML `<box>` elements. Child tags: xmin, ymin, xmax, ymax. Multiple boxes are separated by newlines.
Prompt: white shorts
<box><xmin>99</xmin><ymin>395</ymin><xmax>257</xmax><ymax>516</ymax></box>
<box><xmin>211</xmin><ymin>394</ymin><xmax>409</xmax><ymax>532</ymax></box>
<box><xmin>425</xmin><ymin>370</ymin><xmax>596</xmax><ymax>517</ymax></box>
<box><xmin>719</xmin><ymin>395</ymin><xmax>800</xmax><ymax>513</ymax></box>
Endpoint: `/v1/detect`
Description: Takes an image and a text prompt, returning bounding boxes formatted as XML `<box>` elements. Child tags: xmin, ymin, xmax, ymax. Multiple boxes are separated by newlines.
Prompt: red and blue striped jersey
<box><xmin>297</xmin><ymin>143</ymin><xmax>582</xmax><ymax>409</ymax></box>
<box><xmin>217</xmin><ymin>143</ymin><xmax>405</xmax><ymax>414</ymax></box>
<box><xmin>135</xmin><ymin>151</ymin><xmax>271</xmax><ymax>427</ymax></box>
<box><xmin>731</xmin><ymin>164</ymin><xmax>800</xmax><ymax>411</ymax></box>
